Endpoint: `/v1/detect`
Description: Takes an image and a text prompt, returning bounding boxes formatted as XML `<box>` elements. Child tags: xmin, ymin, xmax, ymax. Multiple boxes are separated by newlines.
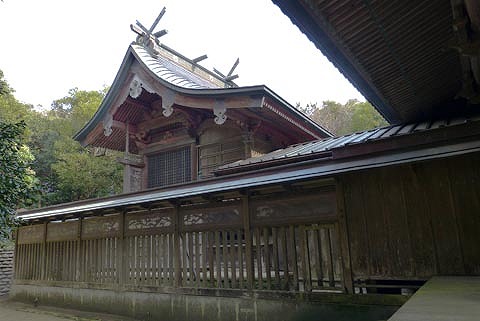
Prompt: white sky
<box><xmin>0</xmin><ymin>0</ymin><xmax>363</xmax><ymax>109</ymax></box>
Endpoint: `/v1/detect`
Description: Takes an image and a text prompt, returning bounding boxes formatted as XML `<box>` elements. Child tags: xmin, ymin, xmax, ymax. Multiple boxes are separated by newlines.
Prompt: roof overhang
<box><xmin>19</xmin><ymin>120</ymin><xmax>480</xmax><ymax>222</ymax></box>
<box><xmin>272</xmin><ymin>0</ymin><xmax>480</xmax><ymax>123</ymax></box>
<box><xmin>74</xmin><ymin>44</ymin><xmax>331</xmax><ymax>149</ymax></box>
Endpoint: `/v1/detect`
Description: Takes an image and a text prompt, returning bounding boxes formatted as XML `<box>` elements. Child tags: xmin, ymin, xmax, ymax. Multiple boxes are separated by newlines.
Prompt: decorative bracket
<box><xmin>162</xmin><ymin>91</ymin><xmax>175</xmax><ymax>117</ymax></box>
<box><xmin>213</xmin><ymin>100</ymin><xmax>227</xmax><ymax>125</ymax></box>
<box><xmin>129</xmin><ymin>76</ymin><xmax>142</xmax><ymax>99</ymax></box>
<box><xmin>103</xmin><ymin>113</ymin><xmax>113</xmax><ymax>137</ymax></box>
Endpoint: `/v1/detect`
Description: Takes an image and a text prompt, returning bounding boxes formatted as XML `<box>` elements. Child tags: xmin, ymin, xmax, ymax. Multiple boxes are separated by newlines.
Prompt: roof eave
<box><xmin>74</xmin><ymin>48</ymin><xmax>136</xmax><ymax>144</ymax></box>
<box><xmin>272</xmin><ymin>0</ymin><xmax>401</xmax><ymax>124</ymax></box>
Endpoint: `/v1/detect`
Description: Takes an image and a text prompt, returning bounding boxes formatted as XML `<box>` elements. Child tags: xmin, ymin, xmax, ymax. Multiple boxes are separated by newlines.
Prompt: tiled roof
<box><xmin>219</xmin><ymin>114</ymin><xmax>480</xmax><ymax>170</ymax></box>
<box><xmin>132</xmin><ymin>44</ymin><xmax>220</xmax><ymax>89</ymax></box>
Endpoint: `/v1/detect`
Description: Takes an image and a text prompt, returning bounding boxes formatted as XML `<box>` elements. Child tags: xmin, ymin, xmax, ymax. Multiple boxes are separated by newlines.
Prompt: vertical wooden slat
<box><xmin>22</xmin><ymin>244</ymin><xmax>26</xmax><ymax>280</ymax></box>
<box><xmin>263</xmin><ymin>227</ymin><xmax>271</xmax><ymax>289</ymax></box>
<box><xmin>174</xmin><ymin>206</ymin><xmax>182</xmax><ymax>287</ymax></box>
<box><xmin>314</xmin><ymin>229</ymin><xmax>324</xmax><ymax>288</ymax></box>
<box><xmin>143</xmin><ymin>235</ymin><xmax>148</xmax><ymax>284</ymax></box>
<box><xmin>76</xmin><ymin>219</ymin><xmax>82</xmax><ymax>282</ymax></box>
<box><xmin>118</xmin><ymin>212</ymin><xmax>125</xmax><ymax>286</ymax></box>
<box><xmin>147</xmin><ymin>235</ymin><xmax>152</xmax><ymax>284</ymax></box>
<box><xmin>95</xmin><ymin>239</ymin><xmax>99</xmax><ymax>283</ymax></box>
<box><xmin>280</xmin><ymin>227</ymin><xmax>288</xmax><ymax>290</ymax></box>
<box><xmin>42</xmin><ymin>243</ymin><xmax>46</xmax><ymax>281</ymax></box>
<box><xmin>195</xmin><ymin>232</ymin><xmax>201</xmax><ymax>288</ymax></box>
<box><xmin>100</xmin><ymin>238</ymin><xmax>105</xmax><ymax>283</ymax></box>
<box><xmin>208</xmin><ymin>232</ymin><xmax>214</xmax><ymax>287</ymax></box>
<box><xmin>107</xmin><ymin>238</ymin><xmax>112</xmax><ymax>283</ymax></box>
<box><xmin>230</xmin><ymin>231</ymin><xmax>237</xmax><ymax>288</ymax></box>
<box><xmin>133</xmin><ymin>236</ymin><xmax>138</xmax><ymax>284</ymax></box>
<box><xmin>238</xmin><ymin>229</ymin><xmax>244</xmax><ymax>289</ymax></box>
<box><xmin>255</xmin><ymin>227</ymin><xmax>263</xmax><ymax>289</ymax></box>
<box><xmin>82</xmin><ymin>240</ymin><xmax>87</xmax><ymax>282</ymax></box>
<box><xmin>242</xmin><ymin>196</ymin><xmax>253</xmax><ymax>290</ymax></box>
<box><xmin>65</xmin><ymin>241</ymin><xmax>70</xmax><ymax>281</ymax></box>
<box><xmin>20</xmin><ymin>244</ymin><xmax>25</xmax><ymax>280</ymax></box>
<box><xmin>289</xmin><ymin>225</ymin><xmax>298</xmax><ymax>291</ymax></box>
<box><xmin>158</xmin><ymin>234</ymin><xmax>164</xmax><ymax>285</ymax></box>
<box><xmin>169</xmin><ymin>232</ymin><xmax>174</xmax><ymax>285</ymax></box>
<box><xmin>299</xmin><ymin>226</ymin><xmax>311</xmax><ymax>292</ymax></box>
<box><xmin>36</xmin><ymin>243</ymin><xmax>41</xmax><ymax>280</ymax></box>
<box><xmin>272</xmin><ymin>227</ymin><xmax>280</xmax><ymax>289</ymax></box>
<box><xmin>182</xmin><ymin>233</ymin><xmax>188</xmax><ymax>286</ymax></box>
<box><xmin>86</xmin><ymin>240</ymin><xmax>90</xmax><ymax>282</ymax></box>
<box><xmin>215</xmin><ymin>231</ymin><xmax>221</xmax><ymax>288</ymax></box>
<box><xmin>222</xmin><ymin>231</ymin><xmax>229</xmax><ymax>288</ymax></box>
<box><xmin>326</xmin><ymin>227</ymin><xmax>336</xmax><ymax>288</ymax></box>
<box><xmin>138</xmin><ymin>236</ymin><xmax>142</xmax><ymax>285</ymax></box>
<box><xmin>188</xmin><ymin>232</ymin><xmax>194</xmax><ymax>286</ymax></box>
<box><xmin>202</xmin><ymin>232</ymin><xmax>207</xmax><ymax>287</ymax></box>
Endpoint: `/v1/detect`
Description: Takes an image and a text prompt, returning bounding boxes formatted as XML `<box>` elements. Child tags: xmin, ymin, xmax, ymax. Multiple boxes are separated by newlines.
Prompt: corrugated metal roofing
<box><xmin>132</xmin><ymin>45</ymin><xmax>219</xmax><ymax>89</ymax></box>
<box><xmin>18</xmin><ymin>136</ymin><xmax>480</xmax><ymax>221</ymax></box>
<box><xmin>219</xmin><ymin>114</ymin><xmax>480</xmax><ymax>170</ymax></box>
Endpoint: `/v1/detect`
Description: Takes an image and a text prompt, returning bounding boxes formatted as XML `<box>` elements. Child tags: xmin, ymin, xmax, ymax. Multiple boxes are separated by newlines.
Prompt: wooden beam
<box><xmin>335</xmin><ymin>177</ymin><xmax>354</xmax><ymax>294</ymax></box>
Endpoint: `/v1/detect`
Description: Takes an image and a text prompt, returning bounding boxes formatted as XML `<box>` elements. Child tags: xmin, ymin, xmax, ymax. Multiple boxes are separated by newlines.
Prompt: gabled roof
<box><xmin>74</xmin><ymin>42</ymin><xmax>331</xmax><ymax>147</ymax></box>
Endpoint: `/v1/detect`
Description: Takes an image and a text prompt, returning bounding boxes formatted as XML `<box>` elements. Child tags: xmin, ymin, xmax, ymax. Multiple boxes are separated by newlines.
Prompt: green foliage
<box><xmin>32</xmin><ymin>88</ymin><xmax>122</xmax><ymax>205</ymax></box>
<box><xmin>0</xmin><ymin>70</ymin><xmax>12</xmax><ymax>96</ymax></box>
<box><xmin>52</xmin><ymin>139</ymin><xmax>122</xmax><ymax>201</ymax></box>
<box><xmin>0</xmin><ymin>70</ymin><xmax>122</xmax><ymax>207</ymax></box>
<box><xmin>0</xmin><ymin>121</ymin><xmax>36</xmax><ymax>241</ymax></box>
<box><xmin>299</xmin><ymin>99</ymin><xmax>388</xmax><ymax>136</ymax></box>
<box><xmin>349</xmin><ymin>101</ymin><xmax>388</xmax><ymax>133</ymax></box>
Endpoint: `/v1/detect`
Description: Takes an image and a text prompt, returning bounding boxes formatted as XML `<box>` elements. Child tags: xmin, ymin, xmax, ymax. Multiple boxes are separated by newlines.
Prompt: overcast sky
<box><xmin>0</xmin><ymin>0</ymin><xmax>363</xmax><ymax>110</ymax></box>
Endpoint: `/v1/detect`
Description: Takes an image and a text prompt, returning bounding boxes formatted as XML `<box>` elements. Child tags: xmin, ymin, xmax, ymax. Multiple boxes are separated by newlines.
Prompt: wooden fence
<box><xmin>15</xmin><ymin>188</ymin><xmax>346</xmax><ymax>295</ymax></box>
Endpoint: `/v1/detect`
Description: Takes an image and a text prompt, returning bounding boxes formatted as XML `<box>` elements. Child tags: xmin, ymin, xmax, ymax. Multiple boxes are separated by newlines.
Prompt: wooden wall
<box><xmin>341</xmin><ymin>151</ymin><xmax>480</xmax><ymax>281</ymax></box>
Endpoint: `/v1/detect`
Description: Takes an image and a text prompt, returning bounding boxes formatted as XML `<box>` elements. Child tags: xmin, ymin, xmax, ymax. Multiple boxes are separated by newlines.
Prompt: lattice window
<box><xmin>147</xmin><ymin>146</ymin><xmax>192</xmax><ymax>188</ymax></box>
<box><xmin>198</xmin><ymin>140</ymin><xmax>244</xmax><ymax>178</ymax></box>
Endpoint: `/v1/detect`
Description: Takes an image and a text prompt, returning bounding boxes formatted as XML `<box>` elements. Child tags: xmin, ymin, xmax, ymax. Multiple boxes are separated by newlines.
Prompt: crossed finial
<box><xmin>130</xmin><ymin>7</ymin><xmax>239</xmax><ymax>87</ymax></box>
<box><xmin>130</xmin><ymin>7</ymin><xmax>168</xmax><ymax>54</ymax></box>
<box><xmin>213</xmin><ymin>58</ymin><xmax>240</xmax><ymax>88</ymax></box>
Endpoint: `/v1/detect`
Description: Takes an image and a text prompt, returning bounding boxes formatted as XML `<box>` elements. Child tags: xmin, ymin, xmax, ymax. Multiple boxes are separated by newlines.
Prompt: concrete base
<box><xmin>11</xmin><ymin>284</ymin><xmax>399</xmax><ymax>321</ymax></box>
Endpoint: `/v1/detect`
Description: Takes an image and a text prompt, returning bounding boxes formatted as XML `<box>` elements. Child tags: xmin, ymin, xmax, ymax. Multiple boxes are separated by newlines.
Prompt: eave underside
<box><xmin>273</xmin><ymin>0</ymin><xmax>480</xmax><ymax>123</ymax></box>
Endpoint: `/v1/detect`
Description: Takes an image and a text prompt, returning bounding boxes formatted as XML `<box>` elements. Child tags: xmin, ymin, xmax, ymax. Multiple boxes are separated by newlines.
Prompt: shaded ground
<box><xmin>0</xmin><ymin>296</ymin><xmax>139</xmax><ymax>321</ymax></box>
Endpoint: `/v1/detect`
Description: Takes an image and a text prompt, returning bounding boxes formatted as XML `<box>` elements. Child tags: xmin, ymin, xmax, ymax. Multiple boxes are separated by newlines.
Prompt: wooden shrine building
<box><xmin>11</xmin><ymin>3</ymin><xmax>480</xmax><ymax>321</ymax></box>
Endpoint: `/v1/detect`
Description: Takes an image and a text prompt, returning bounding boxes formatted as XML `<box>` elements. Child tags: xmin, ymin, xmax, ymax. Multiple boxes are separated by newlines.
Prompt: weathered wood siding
<box><xmin>341</xmin><ymin>152</ymin><xmax>480</xmax><ymax>281</ymax></box>
<box><xmin>14</xmin><ymin>187</ymin><xmax>345</xmax><ymax>294</ymax></box>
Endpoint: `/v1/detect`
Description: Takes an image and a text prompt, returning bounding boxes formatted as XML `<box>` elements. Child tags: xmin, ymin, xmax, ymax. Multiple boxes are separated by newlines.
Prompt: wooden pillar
<box><xmin>118</xmin><ymin>210</ymin><xmax>126</xmax><ymax>287</ymax></box>
<box><xmin>173</xmin><ymin>204</ymin><xmax>182</xmax><ymax>287</ymax></box>
<box><xmin>76</xmin><ymin>218</ymin><xmax>83</xmax><ymax>282</ymax></box>
<box><xmin>336</xmin><ymin>178</ymin><xmax>354</xmax><ymax>294</ymax></box>
<box><xmin>242</xmin><ymin>195</ymin><xmax>254</xmax><ymax>290</ymax></box>
<box><xmin>13</xmin><ymin>228</ymin><xmax>19</xmax><ymax>280</ymax></box>
<box><xmin>41</xmin><ymin>222</ymin><xmax>48</xmax><ymax>280</ymax></box>
<box><xmin>191</xmin><ymin>142</ymin><xmax>198</xmax><ymax>181</ymax></box>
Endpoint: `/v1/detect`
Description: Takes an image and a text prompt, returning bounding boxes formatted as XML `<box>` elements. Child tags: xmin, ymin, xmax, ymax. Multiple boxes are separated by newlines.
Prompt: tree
<box><xmin>0</xmin><ymin>121</ymin><xmax>36</xmax><ymax>241</ymax></box>
<box><xmin>349</xmin><ymin>101</ymin><xmax>388</xmax><ymax>133</ymax></box>
<box><xmin>33</xmin><ymin>88</ymin><xmax>123</xmax><ymax>204</ymax></box>
<box><xmin>0</xmin><ymin>71</ymin><xmax>37</xmax><ymax>241</ymax></box>
<box><xmin>298</xmin><ymin>99</ymin><xmax>388</xmax><ymax>136</ymax></box>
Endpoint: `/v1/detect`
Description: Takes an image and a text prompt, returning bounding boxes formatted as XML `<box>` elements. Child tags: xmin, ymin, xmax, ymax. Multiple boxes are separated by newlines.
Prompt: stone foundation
<box><xmin>0</xmin><ymin>248</ymin><xmax>14</xmax><ymax>296</ymax></box>
<box><xmin>11</xmin><ymin>284</ymin><xmax>400</xmax><ymax>321</ymax></box>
